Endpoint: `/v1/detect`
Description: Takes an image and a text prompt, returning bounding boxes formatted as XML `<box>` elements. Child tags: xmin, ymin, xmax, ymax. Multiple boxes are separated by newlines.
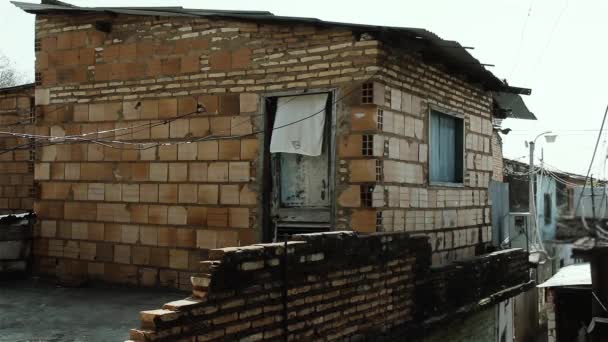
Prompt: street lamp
<box><xmin>527</xmin><ymin>131</ymin><xmax>557</xmax><ymax>247</ymax></box>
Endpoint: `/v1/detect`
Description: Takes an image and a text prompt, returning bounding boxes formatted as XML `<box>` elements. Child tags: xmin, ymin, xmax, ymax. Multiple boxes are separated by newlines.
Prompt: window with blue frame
<box><xmin>429</xmin><ymin>110</ymin><xmax>464</xmax><ymax>184</ymax></box>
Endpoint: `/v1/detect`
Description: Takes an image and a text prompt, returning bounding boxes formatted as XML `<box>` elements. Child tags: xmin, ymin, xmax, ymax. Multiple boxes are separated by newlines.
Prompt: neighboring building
<box><xmin>538</xmin><ymin>263</ymin><xmax>595</xmax><ymax>342</ymax></box>
<box><xmin>504</xmin><ymin>158</ymin><xmax>558</xmax><ymax>241</ymax></box>
<box><xmin>0</xmin><ymin>83</ymin><xmax>35</xmax><ymax>215</ymax></box>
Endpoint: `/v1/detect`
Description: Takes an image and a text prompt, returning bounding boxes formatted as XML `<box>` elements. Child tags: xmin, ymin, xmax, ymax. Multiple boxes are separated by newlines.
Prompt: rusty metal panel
<box><xmin>279</xmin><ymin>152</ymin><xmax>329</xmax><ymax>208</ymax></box>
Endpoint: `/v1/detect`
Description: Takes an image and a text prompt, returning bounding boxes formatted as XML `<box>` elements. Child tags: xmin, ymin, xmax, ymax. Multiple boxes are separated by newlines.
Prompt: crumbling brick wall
<box><xmin>128</xmin><ymin>232</ymin><xmax>531</xmax><ymax>341</ymax></box>
<box><xmin>0</xmin><ymin>85</ymin><xmax>35</xmax><ymax>215</ymax></box>
<box><xmin>129</xmin><ymin>231</ymin><xmax>431</xmax><ymax>341</ymax></box>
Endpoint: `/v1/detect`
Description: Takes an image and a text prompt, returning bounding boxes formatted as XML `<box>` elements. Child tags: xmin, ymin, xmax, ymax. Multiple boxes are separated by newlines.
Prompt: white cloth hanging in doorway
<box><xmin>269</xmin><ymin>93</ymin><xmax>328</xmax><ymax>156</ymax></box>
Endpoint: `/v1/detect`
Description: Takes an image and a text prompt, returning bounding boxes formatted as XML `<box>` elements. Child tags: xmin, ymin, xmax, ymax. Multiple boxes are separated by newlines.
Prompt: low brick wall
<box><xmin>415</xmin><ymin>248</ymin><xmax>530</xmax><ymax>320</ymax></box>
<box><xmin>128</xmin><ymin>232</ymin><xmax>532</xmax><ymax>341</ymax></box>
<box><xmin>129</xmin><ymin>232</ymin><xmax>430</xmax><ymax>341</ymax></box>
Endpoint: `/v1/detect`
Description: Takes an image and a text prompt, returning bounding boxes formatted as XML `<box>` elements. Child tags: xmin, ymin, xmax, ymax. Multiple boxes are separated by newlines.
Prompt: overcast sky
<box><xmin>2</xmin><ymin>0</ymin><xmax>607</xmax><ymax>177</ymax></box>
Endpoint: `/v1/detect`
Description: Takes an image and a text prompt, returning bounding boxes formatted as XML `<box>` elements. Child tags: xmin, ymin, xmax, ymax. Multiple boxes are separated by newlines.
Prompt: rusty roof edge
<box><xmin>0</xmin><ymin>83</ymin><xmax>35</xmax><ymax>93</ymax></box>
<box><xmin>12</xmin><ymin>1</ymin><xmax>523</xmax><ymax>93</ymax></box>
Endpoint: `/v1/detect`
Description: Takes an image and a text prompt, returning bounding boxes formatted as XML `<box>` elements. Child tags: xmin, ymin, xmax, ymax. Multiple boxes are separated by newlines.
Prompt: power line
<box><xmin>508</xmin><ymin>0</ymin><xmax>535</xmax><ymax>78</ymax></box>
<box><xmin>0</xmin><ymin>67</ymin><xmax>385</xmax><ymax>156</ymax></box>
<box><xmin>574</xmin><ymin>104</ymin><xmax>608</xmax><ymax>228</ymax></box>
<box><xmin>524</xmin><ymin>0</ymin><xmax>568</xmax><ymax>87</ymax></box>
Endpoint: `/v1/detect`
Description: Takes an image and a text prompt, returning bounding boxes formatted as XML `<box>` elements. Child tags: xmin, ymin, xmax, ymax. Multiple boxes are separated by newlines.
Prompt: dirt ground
<box><xmin>0</xmin><ymin>277</ymin><xmax>183</xmax><ymax>342</ymax></box>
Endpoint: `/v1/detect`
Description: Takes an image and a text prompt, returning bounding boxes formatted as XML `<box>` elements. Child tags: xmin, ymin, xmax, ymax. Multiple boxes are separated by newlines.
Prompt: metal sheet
<box><xmin>493</xmin><ymin>92</ymin><xmax>536</xmax><ymax>120</ymax></box>
<box><xmin>11</xmin><ymin>1</ymin><xmax>526</xmax><ymax>93</ymax></box>
<box><xmin>537</xmin><ymin>263</ymin><xmax>591</xmax><ymax>288</ymax></box>
<box><xmin>490</xmin><ymin>181</ymin><xmax>510</xmax><ymax>247</ymax></box>
<box><xmin>279</xmin><ymin>152</ymin><xmax>329</xmax><ymax>208</ymax></box>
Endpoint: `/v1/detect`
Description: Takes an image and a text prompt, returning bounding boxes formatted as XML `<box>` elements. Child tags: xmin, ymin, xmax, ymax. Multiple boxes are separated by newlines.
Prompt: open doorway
<box><xmin>262</xmin><ymin>91</ymin><xmax>335</xmax><ymax>241</ymax></box>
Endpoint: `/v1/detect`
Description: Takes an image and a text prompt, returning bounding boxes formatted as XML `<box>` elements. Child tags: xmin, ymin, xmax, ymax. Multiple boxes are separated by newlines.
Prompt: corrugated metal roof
<box><xmin>12</xmin><ymin>1</ymin><xmax>529</xmax><ymax>94</ymax></box>
<box><xmin>0</xmin><ymin>83</ymin><xmax>34</xmax><ymax>93</ymax></box>
<box><xmin>493</xmin><ymin>92</ymin><xmax>536</xmax><ymax>120</ymax></box>
<box><xmin>537</xmin><ymin>263</ymin><xmax>591</xmax><ymax>288</ymax></box>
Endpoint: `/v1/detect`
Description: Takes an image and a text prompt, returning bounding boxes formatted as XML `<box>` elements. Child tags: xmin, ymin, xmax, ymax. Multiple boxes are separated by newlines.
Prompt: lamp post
<box><xmin>528</xmin><ymin>131</ymin><xmax>557</xmax><ymax>248</ymax></box>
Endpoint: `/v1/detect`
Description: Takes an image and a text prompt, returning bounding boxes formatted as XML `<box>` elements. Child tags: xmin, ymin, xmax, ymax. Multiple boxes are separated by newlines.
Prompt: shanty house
<box><xmin>11</xmin><ymin>0</ymin><xmax>532</xmax><ymax>288</ymax></box>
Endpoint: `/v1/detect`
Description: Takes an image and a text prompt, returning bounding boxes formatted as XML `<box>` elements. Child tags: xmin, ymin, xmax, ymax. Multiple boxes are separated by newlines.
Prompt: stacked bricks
<box><xmin>129</xmin><ymin>231</ymin><xmax>430</xmax><ymax>341</ymax></box>
<box><xmin>0</xmin><ymin>85</ymin><xmax>35</xmax><ymax>215</ymax></box>
<box><xmin>415</xmin><ymin>248</ymin><xmax>529</xmax><ymax>319</ymax></box>
<box><xmin>128</xmin><ymin>232</ymin><xmax>532</xmax><ymax>341</ymax></box>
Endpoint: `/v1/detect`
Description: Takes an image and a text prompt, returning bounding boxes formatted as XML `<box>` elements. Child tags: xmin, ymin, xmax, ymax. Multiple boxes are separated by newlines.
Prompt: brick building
<box><xmin>11</xmin><ymin>1</ymin><xmax>534</xmax><ymax>291</ymax></box>
<box><xmin>0</xmin><ymin>83</ymin><xmax>35</xmax><ymax>215</ymax></box>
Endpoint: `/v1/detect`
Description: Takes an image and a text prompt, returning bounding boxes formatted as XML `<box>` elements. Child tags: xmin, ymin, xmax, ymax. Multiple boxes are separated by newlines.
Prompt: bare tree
<box><xmin>0</xmin><ymin>53</ymin><xmax>23</xmax><ymax>88</ymax></box>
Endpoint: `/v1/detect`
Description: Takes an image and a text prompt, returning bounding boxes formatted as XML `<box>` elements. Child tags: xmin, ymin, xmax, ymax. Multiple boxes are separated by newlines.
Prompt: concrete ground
<box><xmin>0</xmin><ymin>277</ymin><xmax>184</xmax><ymax>342</ymax></box>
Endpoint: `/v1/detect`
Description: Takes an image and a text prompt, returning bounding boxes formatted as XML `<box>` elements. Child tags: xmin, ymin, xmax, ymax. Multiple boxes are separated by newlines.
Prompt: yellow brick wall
<box><xmin>33</xmin><ymin>13</ymin><xmax>379</xmax><ymax>288</ymax></box>
<box><xmin>32</xmin><ymin>12</ymin><xmax>499</xmax><ymax>287</ymax></box>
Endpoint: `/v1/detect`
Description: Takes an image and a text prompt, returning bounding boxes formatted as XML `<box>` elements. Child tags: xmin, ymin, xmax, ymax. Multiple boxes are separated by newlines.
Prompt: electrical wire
<box><xmin>508</xmin><ymin>0</ymin><xmax>535</xmax><ymax>78</ymax></box>
<box><xmin>0</xmin><ymin>66</ymin><xmax>385</xmax><ymax>156</ymax></box>
<box><xmin>575</xmin><ymin>104</ymin><xmax>608</xmax><ymax>224</ymax></box>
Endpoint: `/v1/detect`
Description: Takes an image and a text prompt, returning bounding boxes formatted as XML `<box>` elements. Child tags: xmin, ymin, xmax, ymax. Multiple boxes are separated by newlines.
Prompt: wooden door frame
<box><xmin>259</xmin><ymin>88</ymin><xmax>338</xmax><ymax>242</ymax></box>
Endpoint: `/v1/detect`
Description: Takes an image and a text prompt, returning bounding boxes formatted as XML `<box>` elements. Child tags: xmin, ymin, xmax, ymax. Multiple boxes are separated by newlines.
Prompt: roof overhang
<box><xmin>0</xmin><ymin>83</ymin><xmax>35</xmax><ymax>94</ymax></box>
<box><xmin>493</xmin><ymin>91</ymin><xmax>536</xmax><ymax>120</ymax></box>
<box><xmin>537</xmin><ymin>263</ymin><xmax>591</xmax><ymax>288</ymax></box>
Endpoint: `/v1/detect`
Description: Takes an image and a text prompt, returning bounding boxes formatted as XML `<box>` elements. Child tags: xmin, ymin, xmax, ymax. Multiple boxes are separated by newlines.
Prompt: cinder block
<box><xmin>140</xmin><ymin>184</ymin><xmax>159</xmax><ymax>203</ymax></box>
<box><xmin>169</xmin><ymin>163</ymin><xmax>188</xmax><ymax>182</ymax></box>
<box><xmin>351</xmin><ymin>209</ymin><xmax>377</xmax><ymax>233</ymax></box>
<box><xmin>208</xmin><ymin>162</ymin><xmax>228</xmax><ymax>182</ymax></box>
<box><xmin>198</xmin><ymin>184</ymin><xmax>218</xmax><ymax>204</ymax></box>
<box><xmin>158</xmin><ymin>227</ymin><xmax>177</xmax><ymax>247</ymax></box>
<box><xmin>220</xmin><ymin>185</ymin><xmax>239</xmax><ymax>205</ymax></box>
<box><xmin>168</xmin><ymin>206</ymin><xmax>187</xmax><ymax>225</ymax></box>
<box><xmin>140</xmin><ymin>226</ymin><xmax>158</xmax><ymax>246</ymax></box>
<box><xmin>105</xmin><ymin>183</ymin><xmax>122</xmax><ymax>202</ymax></box>
<box><xmin>158</xmin><ymin>98</ymin><xmax>177</xmax><ymax>119</ymax></box>
<box><xmin>139</xmin><ymin>267</ymin><xmax>158</xmax><ymax>286</ymax></box>
<box><xmin>132</xmin><ymin>246</ymin><xmax>151</xmax><ymax>265</ymax></box>
<box><xmin>170</xmin><ymin>120</ymin><xmax>189</xmax><ymax>138</ymax></box>
<box><xmin>169</xmin><ymin>249</ymin><xmax>189</xmax><ymax>270</ymax></box>
<box><xmin>78</xmin><ymin>242</ymin><xmax>96</xmax><ymax>261</ymax></box>
<box><xmin>150</xmin><ymin>163</ymin><xmax>168</xmax><ymax>182</ymax></box>
<box><xmin>197</xmin><ymin>140</ymin><xmax>219</xmax><ymax>160</ymax></box>
<box><xmin>176</xmin><ymin>228</ymin><xmax>195</xmax><ymax>248</ymax></box>
<box><xmin>229</xmin><ymin>208</ymin><xmax>249</xmax><ymax>228</ymax></box>
<box><xmin>179</xmin><ymin>184</ymin><xmax>198</xmax><ymax>204</ymax></box>
<box><xmin>148</xmin><ymin>205</ymin><xmax>168</xmax><ymax>225</ymax></box>
<box><xmin>121</xmin><ymin>225</ymin><xmax>140</xmax><ymax>244</ymax></box>
<box><xmin>229</xmin><ymin>162</ymin><xmax>250</xmax><ymax>182</ymax></box>
<box><xmin>239</xmin><ymin>93</ymin><xmax>259</xmax><ymax>113</ymax></box>
<box><xmin>178</xmin><ymin>143</ymin><xmax>197</xmax><ymax>160</ymax></box>
<box><xmin>104</xmin><ymin>224</ymin><xmax>122</xmax><ymax>243</ymax></box>
<box><xmin>114</xmin><ymin>244</ymin><xmax>131</xmax><ymax>264</ymax></box>
<box><xmin>207</xmin><ymin>208</ymin><xmax>228</xmax><ymax>227</ymax></box>
<box><xmin>158</xmin><ymin>145</ymin><xmax>178</xmax><ymax>161</ymax></box>
<box><xmin>240</xmin><ymin>139</ymin><xmax>258</xmax><ymax>160</ymax></box>
<box><xmin>196</xmin><ymin>229</ymin><xmax>217</xmax><ymax>249</ymax></box>
<box><xmin>218</xmin><ymin>140</ymin><xmax>240</xmax><ymax>160</ymax></box>
<box><xmin>159</xmin><ymin>184</ymin><xmax>178</xmax><ymax>203</ymax></box>
<box><xmin>188</xmin><ymin>162</ymin><xmax>207</xmax><ymax>182</ymax></box>
<box><xmin>122</xmin><ymin>184</ymin><xmax>140</xmax><ymax>202</ymax></box>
